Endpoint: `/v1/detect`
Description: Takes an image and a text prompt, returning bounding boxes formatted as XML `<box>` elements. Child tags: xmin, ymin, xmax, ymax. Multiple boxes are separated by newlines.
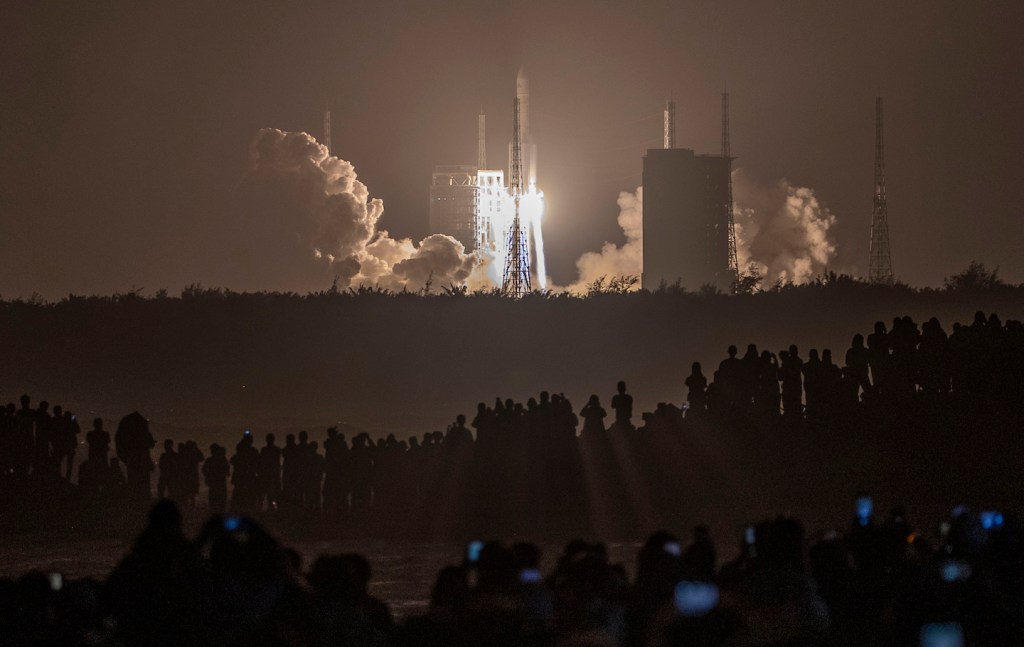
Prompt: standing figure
<box><xmin>685</xmin><ymin>363</ymin><xmax>708</xmax><ymax>417</ymax></box>
<box><xmin>610</xmin><ymin>381</ymin><xmax>634</xmax><ymax>432</ymax></box>
<box><xmin>579</xmin><ymin>395</ymin><xmax>607</xmax><ymax>439</ymax></box>
<box><xmin>115</xmin><ymin>412</ymin><xmax>156</xmax><ymax>503</ymax></box>
<box><xmin>203</xmin><ymin>444</ymin><xmax>230</xmax><ymax>513</ymax></box>
<box><xmin>257</xmin><ymin>433</ymin><xmax>282</xmax><ymax>511</ymax></box>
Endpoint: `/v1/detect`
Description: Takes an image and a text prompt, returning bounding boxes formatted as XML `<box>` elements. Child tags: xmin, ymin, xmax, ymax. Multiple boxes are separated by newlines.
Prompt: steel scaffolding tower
<box><xmin>722</xmin><ymin>92</ymin><xmax>738</xmax><ymax>286</ymax></box>
<box><xmin>478</xmin><ymin>108</ymin><xmax>486</xmax><ymax>169</ymax></box>
<box><xmin>502</xmin><ymin>98</ymin><xmax>531</xmax><ymax>298</ymax></box>
<box><xmin>869</xmin><ymin>96</ymin><xmax>894</xmax><ymax>284</ymax></box>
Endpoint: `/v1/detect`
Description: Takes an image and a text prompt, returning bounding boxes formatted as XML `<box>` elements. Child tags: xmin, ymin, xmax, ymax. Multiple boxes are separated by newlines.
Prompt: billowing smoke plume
<box><xmin>566</xmin><ymin>170</ymin><xmax>837</xmax><ymax>292</ymax></box>
<box><xmin>236</xmin><ymin>128</ymin><xmax>481</xmax><ymax>292</ymax></box>
<box><xmin>568</xmin><ymin>188</ymin><xmax>643</xmax><ymax>293</ymax></box>
<box><xmin>733</xmin><ymin>169</ymin><xmax>838</xmax><ymax>286</ymax></box>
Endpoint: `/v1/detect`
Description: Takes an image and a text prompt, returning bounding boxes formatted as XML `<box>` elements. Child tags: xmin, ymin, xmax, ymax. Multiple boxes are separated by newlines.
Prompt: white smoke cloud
<box><xmin>237</xmin><ymin>128</ymin><xmax>486</xmax><ymax>293</ymax></box>
<box><xmin>733</xmin><ymin>169</ymin><xmax>838</xmax><ymax>286</ymax></box>
<box><xmin>568</xmin><ymin>187</ymin><xmax>643</xmax><ymax>293</ymax></box>
<box><xmin>565</xmin><ymin>170</ymin><xmax>837</xmax><ymax>292</ymax></box>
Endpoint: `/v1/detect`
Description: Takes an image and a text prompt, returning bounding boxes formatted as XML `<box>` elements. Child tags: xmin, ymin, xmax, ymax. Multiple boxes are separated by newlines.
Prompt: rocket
<box><xmin>512</xmin><ymin>67</ymin><xmax>538</xmax><ymax>188</ymax></box>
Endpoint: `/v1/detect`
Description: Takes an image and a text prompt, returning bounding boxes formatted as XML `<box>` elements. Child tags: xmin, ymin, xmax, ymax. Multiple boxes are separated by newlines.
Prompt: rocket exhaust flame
<box><xmin>525</xmin><ymin>184</ymin><xmax>548</xmax><ymax>291</ymax></box>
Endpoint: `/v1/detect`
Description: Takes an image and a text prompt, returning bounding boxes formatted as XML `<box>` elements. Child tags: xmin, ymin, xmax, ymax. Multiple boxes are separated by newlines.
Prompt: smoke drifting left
<box><xmin>235</xmin><ymin>129</ymin><xmax>482</xmax><ymax>293</ymax></box>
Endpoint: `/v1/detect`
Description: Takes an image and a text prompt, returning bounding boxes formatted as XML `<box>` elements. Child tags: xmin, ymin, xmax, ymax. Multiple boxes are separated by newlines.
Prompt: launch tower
<box><xmin>869</xmin><ymin>96</ymin><xmax>894</xmax><ymax>284</ymax></box>
<box><xmin>722</xmin><ymin>92</ymin><xmax>738</xmax><ymax>287</ymax></box>
<box><xmin>502</xmin><ymin>98</ymin><xmax>531</xmax><ymax>298</ymax></box>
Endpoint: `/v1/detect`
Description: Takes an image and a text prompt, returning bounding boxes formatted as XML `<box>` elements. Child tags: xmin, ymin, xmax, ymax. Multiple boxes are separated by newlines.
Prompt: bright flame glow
<box><xmin>524</xmin><ymin>183</ymin><xmax>547</xmax><ymax>290</ymax></box>
<box><xmin>475</xmin><ymin>172</ymin><xmax>547</xmax><ymax>292</ymax></box>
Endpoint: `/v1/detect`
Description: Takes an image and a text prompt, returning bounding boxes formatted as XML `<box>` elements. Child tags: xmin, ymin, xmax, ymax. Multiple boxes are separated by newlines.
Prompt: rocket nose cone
<box><xmin>517</xmin><ymin>67</ymin><xmax>528</xmax><ymax>95</ymax></box>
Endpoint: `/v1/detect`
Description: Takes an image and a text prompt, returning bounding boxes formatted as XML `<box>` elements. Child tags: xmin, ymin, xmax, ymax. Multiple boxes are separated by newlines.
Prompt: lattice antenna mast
<box><xmin>502</xmin><ymin>97</ymin><xmax>531</xmax><ymax>298</ymax></box>
<box><xmin>663</xmin><ymin>100</ymin><xmax>675</xmax><ymax>149</ymax></box>
<box><xmin>722</xmin><ymin>91</ymin><xmax>738</xmax><ymax>285</ymax></box>
<box><xmin>323</xmin><ymin>100</ymin><xmax>332</xmax><ymax>155</ymax></box>
<box><xmin>478</xmin><ymin>108</ymin><xmax>486</xmax><ymax>169</ymax></box>
<box><xmin>869</xmin><ymin>96</ymin><xmax>894</xmax><ymax>283</ymax></box>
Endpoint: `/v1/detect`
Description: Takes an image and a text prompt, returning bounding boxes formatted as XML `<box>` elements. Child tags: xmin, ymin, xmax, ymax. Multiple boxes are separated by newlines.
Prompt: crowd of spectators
<box><xmin>1</xmin><ymin>310</ymin><xmax>1022</xmax><ymax>643</ymax></box>
<box><xmin>0</xmin><ymin>310</ymin><xmax>1022</xmax><ymax>537</ymax></box>
<box><xmin>1</xmin><ymin>496</ymin><xmax>1016</xmax><ymax>645</ymax></box>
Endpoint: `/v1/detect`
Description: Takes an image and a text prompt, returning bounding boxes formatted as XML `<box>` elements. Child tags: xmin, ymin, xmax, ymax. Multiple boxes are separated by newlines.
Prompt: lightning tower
<box><xmin>478</xmin><ymin>108</ymin><xmax>486</xmax><ymax>169</ymax></box>
<box><xmin>502</xmin><ymin>97</ymin><xmax>531</xmax><ymax>298</ymax></box>
<box><xmin>323</xmin><ymin>100</ymin><xmax>332</xmax><ymax>155</ymax></box>
<box><xmin>869</xmin><ymin>96</ymin><xmax>894</xmax><ymax>284</ymax></box>
<box><xmin>663</xmin><ymin>100</ymin><xmax>675</xmax><ymax>149</ymax></box>
<box><xmin>722</xmin><ymin>92</ymin><xmax>738</xmax><ymax>285</ymax></box>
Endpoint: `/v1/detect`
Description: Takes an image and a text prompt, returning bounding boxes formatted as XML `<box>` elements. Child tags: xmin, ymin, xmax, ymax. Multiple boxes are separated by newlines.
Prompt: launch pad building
<box><xmin>642</xmin><ymin>148</ymin><xmax>733</xmax><ymax>292</ymax></box>
<box><xmin>429</xmin><ymin>165</ymin><xmax>479</xmax><ymax>251</ymax></box>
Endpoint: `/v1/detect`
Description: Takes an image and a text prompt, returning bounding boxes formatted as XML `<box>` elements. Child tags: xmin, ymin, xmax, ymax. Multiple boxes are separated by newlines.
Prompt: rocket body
<box><xmin>514</xmin><ymin>67</ymin><xmax>537</xmax><ymax>187</ymax></box>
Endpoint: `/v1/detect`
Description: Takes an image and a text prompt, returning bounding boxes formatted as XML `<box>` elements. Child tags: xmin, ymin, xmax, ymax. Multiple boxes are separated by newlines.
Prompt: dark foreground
<box><xmin>1</xmin><ymin>498</ymin><xmax>1016</xmax><ymax>646</ymax></box>
<box><xmin>0</xmin><ymin>309</ymin><xmax>1022</xmax><ymax>644</ymax></box>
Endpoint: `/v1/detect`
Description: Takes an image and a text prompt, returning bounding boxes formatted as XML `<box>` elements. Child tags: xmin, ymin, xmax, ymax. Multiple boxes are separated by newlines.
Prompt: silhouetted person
<box><xmin>446</xmin><ymin>415</ymin><xmax>473</xmax><ymax>446</ymax></box>
<box><xmin>32</xmin><ymin>400</ymin><xmax>54</xmax><ymax>477</ymax></box>
<box><xmin>307</xmin><ymin>553</ymin><xmax>393</xmax><ymax>644</ymax></box>
<box><xmin>78</xmin><ymin>417</ymin><xmax>111</xmax><ymax>494</ymax></box>
<box><xmin>780</xmin><ymin>345</ymin><xmax>804</xmax><ymax>419</ymax></box>
<box><xmin>681</xmin><ymin>525</ymin><xmax>717</xmax><ymax>582</ymax></box>
<box><xmin>718</xmin><ymin>345</ymin><xmax>742</xmax><ymax>410</ymax></box>
<box><xmin>85</xmin><ymin>417</ymin><xmax>110</xmax><ymax>464</ymax></box>
<box><xmin>472</xmin><ymin>402</ymin><xmax>495</xmax><ymax>451</ymax></box>
<box><xmin>322</xmin><ymin>427</ymin><xmax>348</xmax><ymax>517</ymax></box>
<box><xmin>610</xmin><ymin>381</ymin><xmax>634</xmax><ymax>431</ymax></box>
<box><xmin>50</xmin><ymin>406</ymin><xmax>79</xmax><ymax>480</ymax></box>
<box><xmin>115</xmin><ymin>411</ymin><xmax>155</xmax><ymax>503</ymax></box>
<box><xmin>738</xmin><ymin>344</ymin><xmax>761</xmax><ymax>412</ymax></box>
<box><xmin>106</xmin><ymin>499</ymin><xmax>199</xmax><ymax>645</ymax></box>
<box><xmin>181</xmin><ymin>440</ymin><xmax>203</xmax><ymax>508</ymax></box>
<box><xmin>62</xmin><ymin>409</ymin><xmax>80</xmax><ymax>479</ymax></box>
<box><xmin>281</xmin><ymin>433</ymin><xmax>299</xmax><ymax>511</ymax></box>
<box><xmin>820</xmin><ymin>349</ymin><xmax>842</xmax><ymax>416</ymax></box>
<box><xmin>203</xmin><ymin>444</ymin><xmax>230</xmax><ymax>513</ymax></box>
<box><xmin>157</xmin><ymin>439</ymin><xmax>177</xmax><ymax>500</ymax></box>
<box><xmin>303</xmin><ymin>439</ymin><xmax>324</xmax><ymax>512</ymax></box>
<box><xmin>685</xmin><ymin>362</ymin><xmax>708</xmax><ymax>417</ymax></box>
<box><xmin>230</xmin><ymin>432</ymin><xmax>259</xmax><ymax>513</ymax></box>
<box><xmin>349</xmin><ymin>433</ymin><xmax>373</xmax><ymax>515</ymax></box>
<box><xmin>803</xmin><ymin>349</ymin><xmax>823</xmax><ymax>419</ymax></box>
<box><xmin>580</xmin><ymin>395</ymin><xmax>606</xmax><ymax>438</ymax></box>
<box><xmin>12</xmin><ymin>395</ymin><xmax>34</xmax><ymax>476</ymax></box>
<box><xmin>845</xmin><ymin>333</ymin><xmax>871</xmax><ymax>398</ymax></box>
<box><xmin>257</xmin><ymin>432</ymin><xmax>281</xmax><ymax>511</ymax></box>
<box><xmin>867</xmin><ymin>321</ymin><xmax>891</xmax><ymax>395</ymax></box>
<box><xmin>754</xmin><ymin>350</ymin><xmax>780</xmax><ymax>418</ymax></box>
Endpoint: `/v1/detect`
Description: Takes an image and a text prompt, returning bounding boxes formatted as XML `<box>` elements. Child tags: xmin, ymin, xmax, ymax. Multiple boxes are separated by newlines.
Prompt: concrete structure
<box><xmin>641</xmin><ymin>148</ymin><xmax>733</xmax><ymax>291</ymax></box>
<box><xmin>475</xmin><ymin>169</ymin><xmax>505</xmax><ymax>251</ymax></box>
<box><xmin>429</xmin><ymin>165</ymin><xmax>478</xmax><ymax>251</ymax></box>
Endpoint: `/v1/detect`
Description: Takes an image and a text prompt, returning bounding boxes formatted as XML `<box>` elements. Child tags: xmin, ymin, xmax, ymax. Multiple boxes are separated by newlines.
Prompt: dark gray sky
<box><xmin>3</xmin><ymin>1</ymin><xmax>1022</xmax><ymax>297</ymax></box>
